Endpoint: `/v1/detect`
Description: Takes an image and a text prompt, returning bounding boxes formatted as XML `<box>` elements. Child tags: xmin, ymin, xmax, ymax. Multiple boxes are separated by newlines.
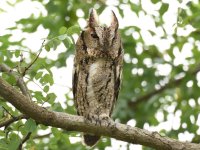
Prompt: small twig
<box><xmin>21</xmin><ymin>34</ymin><xmax>74</xmax><ymax>77</ymax></box>
<box><xmin>129</xmin><ymin>63</ymin><xmax>200</xmax><ymax>107</ymax></box>
<box><xmin>18</xmin><ymin>132</ymin><xmax>32</xmax><ymax>150</ymax></box>
<box><xmin>22</xmin><ymin>40</ymin><xmax>45</xmax><ymax>76</ymax></box>
<box><xmin>8</xmin><ymin>49</ymin><xmax>37</xmax><ymax>56</ymax></box>
<box><xmin>0</xmin><ymin>114</ymin><xmax>28</xmax><ymax>128</ymax></box>
<box><xmin>2</xmin><ymin>106</ymin><xmax>15</xmax><ymax>118</ymax></box>
<box><xmin>23</xmin><ymin>76</ymin><xmax>44</xmax><ymax>92</ymax></box>
<box><xmin>17</xmin><ymin>53</ymin><xmax>23</xmax><ymax>74</ymax></box>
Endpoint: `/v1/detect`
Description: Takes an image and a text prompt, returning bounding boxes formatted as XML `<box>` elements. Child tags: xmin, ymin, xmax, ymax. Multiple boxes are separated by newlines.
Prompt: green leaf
<box><xmin>8</xmin><ymin>133</ymin><xmax>21</xmax><ymax>150</ymax></box>
<box><xmin>191</xmin><ymin>15</ymin><xmax>200</xmax><ymax>28</ymax></box>
<box><xmin>0</xmin><ymin>52</ymin><xmax>3</xmax><ymax>63</ymax></box>
<box><xmin>59</xmin><ymin>26</ymin><xmax>67</xmax><ymax>34</ymax></box>
<box><xmin>35</xmin><ymin>72</ymin><xmax>43</xmax><ymax>80</ymax></box>
<box><xmin>14</xmin><ymin>50</ymin><xmax>20</xmax><ymax>58</ymax></box>
<box><xmin>51</xmin><ymin>103</ymin><xmax>63</xmax><ymax>111</ymax></box>
<box><xmin>46</xmin><ymin>40</ymin><xmax>54</xmax><ymax>49</ymax></box>
<box><xmin>44</xmin><ymin>85</ymin><xmax>49</xmax><ymax>93</ymax></box>
<box><xmin>0</xmin><ymin>106</ymin><xmax>3</xmax><ymax>118</ymax></box>
<box><xmin>34</xmin><ymin>91</ymin><xmax>44</xmax><ymax>103</ymax></box>
<box><xmin>52</xmin><ymin>39</ymin><xmax>60</xmax><ymax>50</ymax></box>
<box><xmin>40</xmin><ymin>73</ymin><xmax>54</xmax><ymax>86</ymax></box>
<box><xmin>24</xmin><ymin>119</ymin><xmax>37</xmax><ymax>132</ymax></box>
<box><xmin>45</xmin><ymin>67</ymin><xmax>53</xmax><ymax>76</ymax></box>
<box><xmin>45</xmin><ymin>44</ymin><xmax>51</xmax><ymax>52</ymax></box>
<box><xmin>43</xmin><ymin>74</ymin><xmax>54</xmax><ymax>85</ymax></box>
<box><xmin>63</xmin><ymin>36</ymin><xmax>73</xmax><ymax>48</ymax></box>
<box><xmin>51</xmin><ymin>128</ymin><xmax>60</xmax><ymax>138</ymax></box>
<box><xmin>6</xmin><ymin>50</ymin><xmax>12</xmax><ymax>58</ymax></box>
<box><xmin>151</xmin><ymin>0</ymin><xmax>159</xmax><ymax>4</ymax></box>
<box><xmin>58</xmin><ymin>34</ymin><xmax>68</xmax><ymax>41</ymax></box>
<box><xmin>66</xmin><ymin>25</ymin><xmax>81</xmax><ymax>35</ymax></box>
<box><xmin>0</xmin><ymin>145</ymin><xmax>7</xmax><ymax>150</ymax></box>
<box><xmin>46</xmin><ymin>93</ymin><xmax>56</xmax><ymax>104</ymax></box>
<box><xmin>2</xmin><ymin>73</ymin><xmax>16</xmax><ymax>85</ymax></box>
<box><xmin>160</xmin><ymin>3</ymin><xmax>169</xmax><ymax>16</ymax></box>
<box><xmin>0</xmin><ymin>139</ymin><xmax>8</xmax><ymax>150</ymax></box>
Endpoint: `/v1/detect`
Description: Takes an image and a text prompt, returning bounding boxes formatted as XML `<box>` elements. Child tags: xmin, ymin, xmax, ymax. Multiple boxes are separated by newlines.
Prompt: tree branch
<box><xmin>21</xmin><ymin>40</ymin><xmax>44</xmax><ymax>76</ymax></box>
<box><xmin>0</xmin><ymin>114</ymin><xmax>27</xmax><ymax>128</ymax></box>
<box><xmin>0</xmin><ymin>64</ymin><xmax>31</xmax><ymax>100</ymax></box>
<box><xmin>2</xmin><ymin>106</ymin><xmax>15</xmax><ymax>118</ymax></box>
<box><xmin>129</xmin><ymin>64</ymin><xmax>200</xmax><ymax>107</ymax></box>
<box><xmin>129</xmin><ymin>77</ymin><xmax>182</xmax><ymax>107</ymax></box>
<box><xmin>0</xmin><ymin>64</ymin><xmax>32</xmax><ymax>149</ymax></box>
<box><xmin>18</xmin><ymin>132</ymin><xmax>32</xmax><ymax>150</ymax></box>
<box><xmin>0</xmin><ymin>77</ymin><xmax>199</xmax><ymax>149</ymax></box>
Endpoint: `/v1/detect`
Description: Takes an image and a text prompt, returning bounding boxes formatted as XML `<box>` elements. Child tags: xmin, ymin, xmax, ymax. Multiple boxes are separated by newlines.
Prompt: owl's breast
<box><xmin>86</xmin><ymin>58</ymin><xmax>114</xmax><ymax>104</ymax></box>
<box><xmin>88</xmin><ymin>58</ymin><xmax>111</xmax><ymax>80</ymax></box>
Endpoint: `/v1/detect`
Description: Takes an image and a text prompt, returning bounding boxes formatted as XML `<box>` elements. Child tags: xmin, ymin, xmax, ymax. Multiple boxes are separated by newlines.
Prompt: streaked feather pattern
<box><xmin>72</xmin><ymin>9</ymin><xmax>123</xmax><ymax>147</ymax></box>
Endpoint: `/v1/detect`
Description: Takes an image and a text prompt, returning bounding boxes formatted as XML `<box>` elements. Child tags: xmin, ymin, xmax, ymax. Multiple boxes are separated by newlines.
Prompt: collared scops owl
<box><xmin>73</xmin><ymin>9</ymin><xmax>123</xmax><ymax>147</ymax></box>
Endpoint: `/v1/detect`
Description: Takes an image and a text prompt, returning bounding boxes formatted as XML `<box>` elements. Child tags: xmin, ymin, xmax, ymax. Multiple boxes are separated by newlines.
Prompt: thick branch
<box><xmin>0</xmin><ymin>77</ymin><xmax>199</xmax><ymax>150</ymax></box>
<box><xmin>129</xmin><ymin>64</ymin><xmax>200</xmax><ymax>107</ymax></box>
<box><xmin>0</xmin><ymin>64</ymin><xmax>33</xmax><ymax>149</ymax></box>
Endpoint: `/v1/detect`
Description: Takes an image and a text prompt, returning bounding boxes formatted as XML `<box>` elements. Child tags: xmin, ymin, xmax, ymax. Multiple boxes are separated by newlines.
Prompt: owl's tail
<box><xmin>83</xmin><ymin>134</ymin><xmax>100</xmax><ymax>147</ymax></box>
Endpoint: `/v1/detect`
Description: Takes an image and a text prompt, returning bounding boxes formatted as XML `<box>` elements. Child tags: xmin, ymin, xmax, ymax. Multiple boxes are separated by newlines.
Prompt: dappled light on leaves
<box><xmin>0</xmin><ymin>0</ymin><xmax>200</xmax><ymax>149</ymax></box>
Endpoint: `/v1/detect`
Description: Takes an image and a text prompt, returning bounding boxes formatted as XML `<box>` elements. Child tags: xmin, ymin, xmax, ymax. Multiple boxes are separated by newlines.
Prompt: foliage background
<box><xmin>0</xmin><ymin>0</ymin><xmax>200</xmax><ymax>149</ymax></box>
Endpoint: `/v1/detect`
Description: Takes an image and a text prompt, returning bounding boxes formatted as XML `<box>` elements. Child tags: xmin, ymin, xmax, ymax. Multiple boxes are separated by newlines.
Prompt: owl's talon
<box><xmin>98</xmin><ymin>114</ymin><xmax>113</xmax><ymax>126</ymax></box>
<box><xmin>108</xmin><ymin>120</ymin><xmax>116</xmax><ymax>128</ymax></box>
<box><xmin>85</xmin><ymin>114</ymin><xmax>100</xmax><ymax>125</ymax></box>
<box><xmin>84</xmin><ymin>118</ymin><xmax>91</xmax><ymax>124</ymax></box>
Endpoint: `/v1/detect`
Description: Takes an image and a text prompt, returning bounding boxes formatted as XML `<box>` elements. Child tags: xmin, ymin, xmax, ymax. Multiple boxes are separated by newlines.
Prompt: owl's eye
<box><xmin>91</xmin><ymin>33</ymin><xmax>99</xmax><ymax>39</ymax></box>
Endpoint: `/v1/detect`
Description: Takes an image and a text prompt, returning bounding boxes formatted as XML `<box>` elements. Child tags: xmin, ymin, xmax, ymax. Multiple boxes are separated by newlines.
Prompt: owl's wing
<box><xmin>115</xmin><ymin>46</ymin><xmax>124</xmax><ymax>100</ymax></box>
<box><xmin>73</xmin><ymin>31</ymin><xmax>87</xmax><ymax>116</ymax></box>
<box><xmin>72</xmin><ymin>64</ymin><xmax>77</xmax><ymax>97</ymax></box>
<box><xmin>72</xmin><ymin>62</ymin><xmax>79</xmax><ymax>114</ymax></box>
<box><xmin>114</xmin><ymin>67</ymin><xmax>122</xmax><ymax>101</ymax></box>
<box><xmin>111</xmin><ymin>46</ymin><xmax>124</xmax><ymax>115</ymax></box>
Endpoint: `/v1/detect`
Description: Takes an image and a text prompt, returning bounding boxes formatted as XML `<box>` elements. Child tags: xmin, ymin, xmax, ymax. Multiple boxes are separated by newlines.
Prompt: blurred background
<box><xmin>0</xmin><ymin>0</ymin><xmax>200</xmax><ymax>149</ymax></box>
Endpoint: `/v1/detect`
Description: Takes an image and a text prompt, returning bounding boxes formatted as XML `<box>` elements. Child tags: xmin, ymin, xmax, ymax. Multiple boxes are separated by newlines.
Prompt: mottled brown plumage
<box><xmin>73</xmin><ymin>9</ymin><xmax>123</xmax><ymax>147</ymax></box>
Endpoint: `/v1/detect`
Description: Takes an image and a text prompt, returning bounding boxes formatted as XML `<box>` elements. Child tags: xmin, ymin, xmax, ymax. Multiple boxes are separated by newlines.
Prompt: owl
<box><xmin>73</xmin><ymin>9</ymin><xmax>123</xmax><ymax>147</ymax></box>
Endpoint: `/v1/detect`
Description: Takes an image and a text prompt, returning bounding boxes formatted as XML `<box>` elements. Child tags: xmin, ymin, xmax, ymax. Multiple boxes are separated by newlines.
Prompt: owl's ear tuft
<box><xmin>110</xmin><ymin>11</ymin><xmax>119</xmax><ymax>30</ymax></box>
<box><xmin>89</xmin><ymin>8</ymin><xmax>99</xmax><ymax>28</ymax></box>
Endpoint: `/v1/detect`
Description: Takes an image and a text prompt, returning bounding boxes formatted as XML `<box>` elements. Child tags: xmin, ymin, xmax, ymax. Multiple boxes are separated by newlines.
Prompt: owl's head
<box><xmin>82</xmin><ymin>9</ymin><xmax>121</xmax><ymax>59</ymax></box>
